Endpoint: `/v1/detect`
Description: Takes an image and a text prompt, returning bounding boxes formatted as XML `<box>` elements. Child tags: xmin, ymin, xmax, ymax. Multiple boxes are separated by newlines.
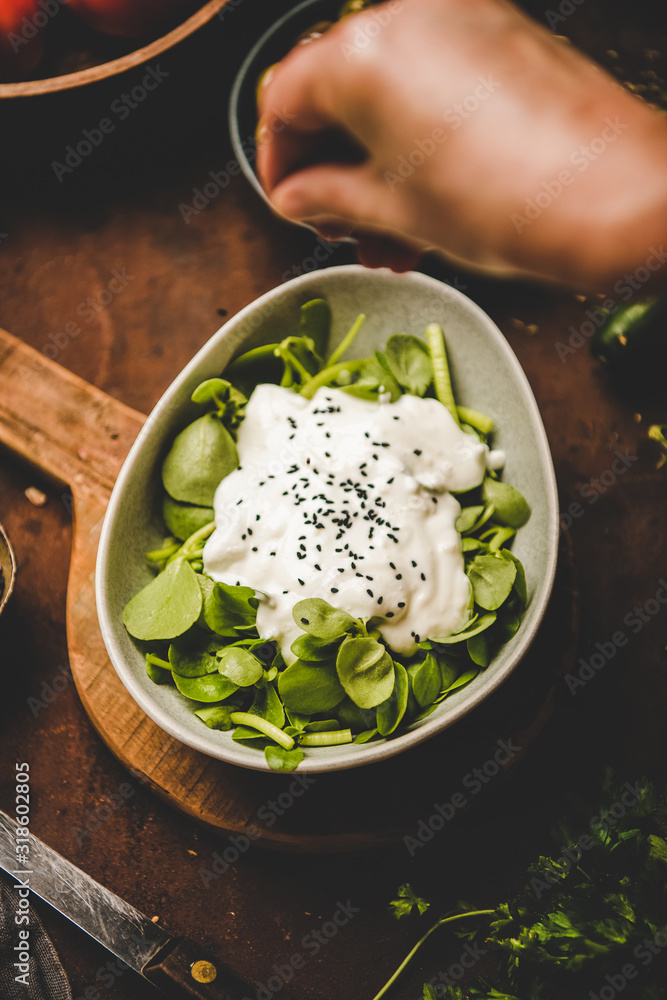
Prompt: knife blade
<box><xmin>0</xmin><ymin>810</ymin><xmax>250</xmax><ymax>1000</ymax></box>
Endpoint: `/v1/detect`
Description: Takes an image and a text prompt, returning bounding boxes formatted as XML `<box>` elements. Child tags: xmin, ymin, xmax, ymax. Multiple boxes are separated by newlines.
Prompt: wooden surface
<box><xmin>0</xmin><ymin>324</ymin><xmax>578</xmax><ymax>853</ymax></box>
<box><xmin>0</xmin><ymin>1</ymin><xmax>665</xmax><ymax>998</ymax></box>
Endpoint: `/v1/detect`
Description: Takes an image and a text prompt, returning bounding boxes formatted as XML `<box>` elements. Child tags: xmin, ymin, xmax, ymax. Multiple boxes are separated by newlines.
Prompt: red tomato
<box><xmin>0</xmin><ymin>0</ymin><xmax>46</xmax><ymax>78</ymax></box>
<box><xmin>66</xmin><ymin>0</ymin><xmax>196</xmax><ymax>38</ymax></box>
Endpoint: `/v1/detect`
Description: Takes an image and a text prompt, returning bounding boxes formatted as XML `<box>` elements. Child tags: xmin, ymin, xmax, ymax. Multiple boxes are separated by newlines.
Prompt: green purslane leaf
<box><xmin>431</xmin><ymin>612</ymin><xmax>497</xmax><ymax>644</ymax></box>
<box><xmin>161</xmin><ymin>413</ymin><xmax>239</xmax><ymax>506</ymax></box>
<box><xmin>172</xmin><ymin>671</ymin><xmax>238</xmax><ymax>703</ymax></box>
<box><xmin>468</xmin><ymin>554</ymin><xmax>517</xmax><ymax>611</ymax></box>
<box><xmin>467</xmin><ymin>630</ymin><xmax>490</xmax><ymax>667</ymax></box>
<box><xmin>168</xmin><ymin>632</ymin><xmax>226</xmax><ymax>677</ymax></box>
<box><xmin>290</xmin><ymin>633</ymin><xmax>341</xmax><ymax>662</ymax></box>
<box><xmin>499</xmin><ymin>549</ymin><xmax>528</xmax><ymax>609</ymax></box>
<box><xmin>482</xmin><ymin>477</ymin><xmax>531</xmax><ymax>528</ymax></box>
<box><xmin>190</xmin><ymin>378</ymin><xmax>247</xmax><ymax>423</ymax></box>
<box><xmin>278</xmin><ymin>660</ymin><xmax>346</xmax><ymax>715</ymax></box>
<box><xmin>162</xmin><ymin>495</ymin><xmax>214</xmax><ymax>542</ymax></box>
<box><xmin>353</xmin><ymin>728</ymin><xmax>380</xmax><ymax>744</ymax></box>
<box><xmin>299</xmin><ymin>298</ymin><xmax>332</xmax><ymax>358</ymax></box>
<box><xmin>217</xmin><ymin>647</ymin><xmax>264</xmax><ymax>687</ymax></box>
<box><xmin>201</xmin><ymin>579</ymin><xmax>257</xmax><ymax>635</ymax></box>
<box><xmin>123</xmin><ymin>558</ymin><xmax>202</xmax><ymax>641</ymax></box>
<box><xmin>383</xmin><ymin>335</ymin><xmax>433</xmax><ymax>396</ymax></box>
<box><xmin>292</xmin><ymin>598</ymin><xmax>358</xmax><ymax>641</ymax></box>
<box><xmin>437</xmin><ymin>656</ymin><xmax>459</xmax><ymax>694</ymax></box>
<box><xmin>194</xmin><ymin>705</ymin><xmax>235</xmax><ymax>730</ymax></box>
<box><xmin>336</xmin><ymin>636</ymin><xmax>395</xmax><ymax>710</ymax></box>
<box><xmin>245</xmin><ymin>681</ymin><xmax>285</xmax><ymax>730</ymax></box>
<box><xmin>376</xmin><ymin>662</ymin><xmax>409</xmax><ymax>736</ymax></box>
<box><xmin>265</xmin><ymin>745</ymin><xmax>304</xmax><ymax>772</ymax></box>
<box><xmin>412</xmin><ymin>653</ymin><xmax>442</xmax><ymax>708</ymax></box>
<box><xmin>441</xmin><ymin>668</ymin><xmax>478</xmax><ymax>698</ymax></box>
<box><xmin>338</xmin><ymin>354</ymin><xmax>402</xmax><ymax>402</ymax></box>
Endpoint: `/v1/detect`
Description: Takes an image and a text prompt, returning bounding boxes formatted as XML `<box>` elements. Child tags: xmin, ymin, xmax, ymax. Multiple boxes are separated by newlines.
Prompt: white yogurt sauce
<box><xmin>203</xmin><ymin>385</ymin><xmax>497</xmax><ymax>662</ymax></box>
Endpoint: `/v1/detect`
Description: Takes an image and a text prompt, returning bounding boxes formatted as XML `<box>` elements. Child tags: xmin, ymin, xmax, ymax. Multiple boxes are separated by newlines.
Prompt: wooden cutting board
<box><xmin>0</xmin><ymin>327</ymin><xmax>578</xmax><ymax>852</ymax></box>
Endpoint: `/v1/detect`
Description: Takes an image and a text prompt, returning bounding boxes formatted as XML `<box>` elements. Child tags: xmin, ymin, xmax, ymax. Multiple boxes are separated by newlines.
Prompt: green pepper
<box><xmin>590</xmin><ymin>297</ymin><xmax>667</xmax><ymax>396</ymax></box>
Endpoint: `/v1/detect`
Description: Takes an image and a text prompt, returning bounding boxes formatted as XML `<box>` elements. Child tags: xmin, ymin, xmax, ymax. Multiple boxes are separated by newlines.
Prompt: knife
<box><xmin>0</xmin><ymin>810</ymin><xmax>250</xmax><ymax>1000</ymax></box>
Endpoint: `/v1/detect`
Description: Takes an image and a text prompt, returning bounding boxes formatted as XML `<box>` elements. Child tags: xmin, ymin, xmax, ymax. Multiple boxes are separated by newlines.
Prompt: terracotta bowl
<box><xmin>0</xmin><ymin>0</ymin><xmax>226</xmax><ymax>99</ymax></box>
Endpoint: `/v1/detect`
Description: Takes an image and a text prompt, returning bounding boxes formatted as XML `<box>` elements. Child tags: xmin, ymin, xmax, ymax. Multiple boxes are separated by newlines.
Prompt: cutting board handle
<box><xmin>0</xmin><ymin>327</ymin><xmax>145</xmax><ymax>497</ymax></box>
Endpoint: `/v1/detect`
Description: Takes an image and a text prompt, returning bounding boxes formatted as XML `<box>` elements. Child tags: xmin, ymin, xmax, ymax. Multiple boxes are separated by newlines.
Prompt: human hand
<box><xmin>257</xmin><ymin>0</ymin><xmax>667</xmax><ymax>289</ymax></box>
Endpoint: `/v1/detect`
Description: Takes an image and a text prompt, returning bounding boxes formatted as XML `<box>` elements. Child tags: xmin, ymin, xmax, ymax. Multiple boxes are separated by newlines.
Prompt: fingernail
<box><xmin>255</xmin><ymin>117</ymin><xmax>271</xmax><ymax>145</ymax></box>
<box><xmin>256</xmin><ymin>64</ymin><xmax>276</xmax><ymax>105</ymax></box>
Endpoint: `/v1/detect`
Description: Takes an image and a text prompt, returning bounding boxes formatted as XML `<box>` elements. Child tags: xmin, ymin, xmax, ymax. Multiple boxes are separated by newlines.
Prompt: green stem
<box><xmin>426</xmin><ymin>323</ymin><xmax>460</xmax><ymax>426</ymax></box>
<box><xmin>146</xmin><ymin>654</ymin><xmax>171</xmax><ymax>670</ymax></box>
<box><xmin>181</xmin><ymin>520</ymin><xmax>216</xmax><ymax>554</ymax></box>
<box><xmin>276</xmin><ymin>345</ymin><xmax>312</xmax><ymax>384</ymax></box>
<box><xmin>327</xmin><ymin>313</ymin><xmax>366</xmax><ymax>366</ymax></box>
<box><xmin>457</xmin><ymin>406</ymin><xmax>494</xmax><ymax>435</ymax></box>
<box><xmin>300</xmin><ymin>358</ymin><xmax>368</xmax><ymax>399</ymax></box>
<box><xmin>225</xmin><ymin>343</ymin><xmax>280</xmax><ymax>376</ymax></box>
<box><xmin>488</xmin><ymin>527</ymin><xmax>516</xmax><ymax>552</ymax></box>
<box><xmin>165</xmin><ymin>521</ymin><xmax>216</xmax><ymax>567</ymax></box>
<box><xmin>230</xmin><ymin>712</ymin><xmax>295</xmax><ymax>750</ymax></box>
<box><xmin>146</xmin><ymin>540</ymin><xmax>180</xmax><ymax>564</ymax></box>
<box><xmin>300</xmin><ymin>729</ymin><xmax>352</xmax><ymax>747</ymax></box>
<box><xmin>371</xmin><ymin>910</ymin><xmax>494</xmax><ymax>1000</ymax></box>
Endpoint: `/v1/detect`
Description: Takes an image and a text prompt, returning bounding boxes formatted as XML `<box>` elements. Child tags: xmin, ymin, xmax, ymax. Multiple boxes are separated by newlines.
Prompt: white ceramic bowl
<box><xmin>96</xmin><ymin>265</ymin><xmax>559</xmax><ymax>773</ymax></box>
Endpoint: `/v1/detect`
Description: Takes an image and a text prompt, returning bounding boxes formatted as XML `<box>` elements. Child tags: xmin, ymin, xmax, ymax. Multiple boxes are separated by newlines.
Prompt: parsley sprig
<box><xmin>378</xmin><ymin>774</ymin><xmax>667</xmax><ymax>1000</ymax></box>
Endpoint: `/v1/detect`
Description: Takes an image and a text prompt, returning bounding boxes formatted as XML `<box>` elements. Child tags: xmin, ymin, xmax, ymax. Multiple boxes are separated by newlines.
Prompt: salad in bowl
<box><xmin>96</xmin><ymin>266</ymin><xmax>558</xmax><ymax>773</ymax></box>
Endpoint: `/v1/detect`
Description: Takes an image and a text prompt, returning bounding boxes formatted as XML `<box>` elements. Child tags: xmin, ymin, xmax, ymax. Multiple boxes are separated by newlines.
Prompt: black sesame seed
<box><xmin>331</xmin><ymin>587</ymin><xmax>339</xmax><ymax>593</ymax></box>
<box><xmin>398</xmin><ymin>602</ymin><xmax>406</xmax><ymax>608</ymax></box>
<box><xmin>367</xmin><ymin>589</ymin><xmax>374</xmax><ymax>597</ymax></box>
<box><xmin>414</xmin><ymin>449</ymin><xmax>422</xmax><ymax>456</ymax></box>
<box><xmin>386</xmin><ymin>611</ymin><xmax>394</xmax><ymax>618</ymax></box>
<box><xmin>420</xmin><ymin>572</ymin><xmax>426</xmax><ymax>581</ymax></box>
<box><xmin>377</xmin><ymin>597</ymin><xmax>383</xmax><ymax>605</ymax></box>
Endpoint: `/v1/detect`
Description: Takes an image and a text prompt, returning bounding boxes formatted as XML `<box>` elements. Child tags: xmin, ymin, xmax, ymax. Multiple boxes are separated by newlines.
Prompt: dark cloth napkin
<box><xmin>0</xmin><ymin>871</ymin><xmax>72</xmax><ymax>1000</ymax></box>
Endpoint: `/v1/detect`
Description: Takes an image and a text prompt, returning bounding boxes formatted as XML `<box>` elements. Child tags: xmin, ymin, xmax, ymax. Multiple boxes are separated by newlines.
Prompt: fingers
<box><xmin>271</xmin><ymin>160</ymin><xmax>404</xmax><ymax>233</ymax></box>
<box><xmin>256</xmin><ymin>31</ymin><xmax>348</xmax><ymax>195</ymax></box>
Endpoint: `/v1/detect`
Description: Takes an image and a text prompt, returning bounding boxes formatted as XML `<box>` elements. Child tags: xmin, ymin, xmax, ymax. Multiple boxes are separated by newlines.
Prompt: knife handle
<box><xmin>143</xmin><ymin>937</ymin><xmax>251</xmax><ymax>1000</ymax></box>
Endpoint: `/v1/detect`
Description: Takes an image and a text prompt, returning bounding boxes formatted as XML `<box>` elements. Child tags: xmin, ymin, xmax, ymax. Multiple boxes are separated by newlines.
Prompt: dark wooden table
<box><xmin>0</xmin><ymin>2</ymin><xmax>665</xmax><ymax>998</ymax></box>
